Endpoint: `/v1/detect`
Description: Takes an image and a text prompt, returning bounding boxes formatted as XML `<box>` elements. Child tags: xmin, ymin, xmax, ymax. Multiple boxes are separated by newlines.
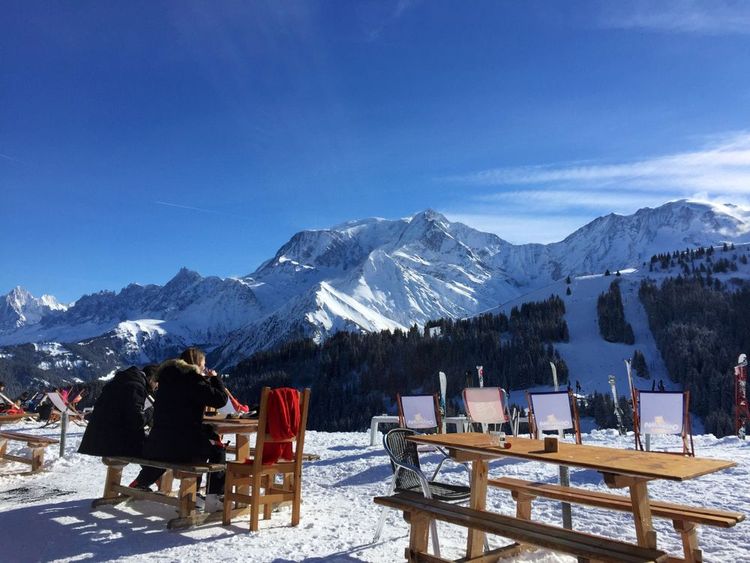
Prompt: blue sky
<box><xmin>2</xmin><ymin>1</ymin><xmax>750</xmax><ymax>303</ymax></box>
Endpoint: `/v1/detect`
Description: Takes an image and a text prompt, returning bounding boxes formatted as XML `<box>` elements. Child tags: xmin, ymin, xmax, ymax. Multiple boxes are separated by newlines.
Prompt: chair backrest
<box><xmin>397</xmin><ymin>394</ymin><xmax>441</xmax><ymax>432</ymax></box>
<box><xmin>46</xmin><ymin>391</ymin><xmax>73</xmax><ymax>413</ymax></box>
<box><xmin>462</xmin><ymin>387</ymin><xmax>508</xmax><ymax>426</ymax></box>
<box><xmin>252</xmin><ymin>386</ymin><xmax>311</xmax><ymax>470</ymax></box>
<box><xmin>634</xmin><ymin>389</ymin><xmax>693</xmax><ymax>456</ymax></box>
<box><xmin>527</xmin><ymin>390</ymin><xmax>581</xmax><ymax>444</ymax></box>
<box><xmin>383</xmin><ymin>427</ymin><xmax>423</xmax><ymax>492</ymax></box>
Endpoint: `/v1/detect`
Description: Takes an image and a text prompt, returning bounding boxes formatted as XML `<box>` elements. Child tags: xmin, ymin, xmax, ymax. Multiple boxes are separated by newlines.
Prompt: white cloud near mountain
<box><xmin>600</xmin><ymin>1</ymin><xmax>750</xmax><ymax>35</ymax></box>
<box><xmin>443</xmin><ymin>131</ymin><xmax>750</xmax><ymax>243</ymax></box>
<box><xmin>447</xmin><ymin>131</ymin><xmax>750</xmax><ymax>194</ymax></box>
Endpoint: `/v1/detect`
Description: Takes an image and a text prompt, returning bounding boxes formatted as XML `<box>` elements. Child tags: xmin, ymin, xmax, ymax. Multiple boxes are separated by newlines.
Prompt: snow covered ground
<box><xmin>0</xmin><ymin>421</ymin><xmax>748</xmax><ymax>562</ymax></box>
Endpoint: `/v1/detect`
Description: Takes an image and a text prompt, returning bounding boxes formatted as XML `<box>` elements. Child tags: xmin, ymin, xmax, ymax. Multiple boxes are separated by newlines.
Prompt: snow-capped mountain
<box><xmin>1</xmin><ymin>199</ymin><xmax>748</xmax><ymax>379</ymax></box>
<box><xmin>0</xmin><ymin>286</ymin><xmax>67</xmax><ymax>332</ymax></box>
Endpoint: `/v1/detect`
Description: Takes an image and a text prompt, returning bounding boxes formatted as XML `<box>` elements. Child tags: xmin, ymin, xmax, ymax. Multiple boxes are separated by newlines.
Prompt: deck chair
<box><xmin>397</xmin><ymin>393</ymin><xmax>465</xmax><ymax>480</ymax></box>
<box><xmin>222</xmin><ymin>386</ymin><xmax>311</xmax><ymax>531</ymax></box>
<box><xmin>373</xmin><ymin>428</ymin><xmax>481</xmax><ymax>556</ymax></box>
<box><xmin>527</xmin><ymin>390</ymin><xmax>582</xmax><ymax>444</ymax></box>
<box><xmin>634</xmin><ymin>390</ymin><xmax>694</xmax><ymax>456</ymax></box>
<box><xmin>397</xmin><ymin>393</ymin><xmax>442</xmax><ymax>433</ymax></box>
<box><xmin>45</xmin><ymin>391</ymin><xmax>87</xmax><ymax>427</ymax></box>
<box><xmin>462</xmin><ymin>387</ymin><xmax>510</xmax><ymax>433</ymax></box>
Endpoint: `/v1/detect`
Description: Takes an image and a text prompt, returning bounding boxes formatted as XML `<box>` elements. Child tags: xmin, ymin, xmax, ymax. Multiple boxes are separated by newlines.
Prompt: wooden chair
<box><xmin>222</xmin><ymin>386</ymin><xmax>311</xmax><ymax>531</ymax></box>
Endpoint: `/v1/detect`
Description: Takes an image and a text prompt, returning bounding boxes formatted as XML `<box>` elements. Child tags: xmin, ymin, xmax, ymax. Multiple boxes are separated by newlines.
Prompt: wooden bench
<box><xmin>0</xmin><ymin>431</ymin><xmax>59</xmax><ymax>472</ymax></box>
<box><xmin>225</xmin><ymin>444</ymin><xmax>321</xmax><ymax>461</ymax></box>
<box><xmin>374</xmin><ymin>492</ymin><xmax>667</xmax><ymax>563</ymax></box>
<box><xmin>488</xmin><ymin>476</ymin><xmax>745</xmax><ymax>563</ymax></box>
<box><xmin>91</xmin><ymin>456</ymin><xmax>225</xmax><ymax>529</ymax></box>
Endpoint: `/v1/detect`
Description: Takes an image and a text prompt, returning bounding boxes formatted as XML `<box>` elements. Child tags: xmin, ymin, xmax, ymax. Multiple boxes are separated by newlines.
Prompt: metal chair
<box><xmin>373</xmin><ymin>428</ymin><xmax>473</xmax><ymax>556</ymax></box>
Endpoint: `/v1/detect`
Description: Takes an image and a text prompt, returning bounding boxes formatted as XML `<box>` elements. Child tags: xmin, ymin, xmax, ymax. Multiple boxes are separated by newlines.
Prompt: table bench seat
<box><xmin>0</xmin><ymin>431</ymin><xmax>59</xmax><ymax>472</ymax></box>
<box><xmin>375</xmin><ymin>492</ymin><xmax>667</xmax><ymax>562</ymax></box>
<box><xmin>489</xmin><ymin>476</ymin><xmax>744</xmax><ymax>563</ymax></box>
<box><xmin>91</xmin><ymin>456</ymin><xmax>226</xmax><ymax>529</ymax></box>
<box><xmin>224</xmin><ymin>444</ymin><xmax>321</xmax><ymax>461</ymax></box>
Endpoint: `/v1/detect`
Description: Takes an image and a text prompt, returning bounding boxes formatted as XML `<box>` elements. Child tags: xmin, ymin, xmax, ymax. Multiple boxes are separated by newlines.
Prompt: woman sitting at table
<box><xmin>131</xmin><ymin>347</ymin><xmax>228</xmax><ymax>495</ymax></box>
<box><xmin>78</xmin><ymin>364</ymin><xmax>158</xmax><ymax>457</ymax></box>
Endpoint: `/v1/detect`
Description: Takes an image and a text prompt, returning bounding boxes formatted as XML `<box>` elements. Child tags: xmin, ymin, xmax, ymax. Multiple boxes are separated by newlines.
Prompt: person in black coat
<box><xmin>132</xmin><ymin>347</ymin><xmax>228</xmax><ymax>494</ymax></box>
<box><xmin>78</xmin><ymin>366</ymin><xmax>156</xmax><ymax>457</ymax></box>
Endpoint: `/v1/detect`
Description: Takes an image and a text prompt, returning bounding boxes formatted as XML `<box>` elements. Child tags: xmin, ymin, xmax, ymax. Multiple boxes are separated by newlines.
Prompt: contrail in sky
<box><xmin>155</xmin><ymin>200</ymin><xmax>252</xmax><ymax>221</ymax></box>
<box><xmin>155</xmin><ymin>201</ymin><xmax>224</xmax><ymax>215</ymax></box>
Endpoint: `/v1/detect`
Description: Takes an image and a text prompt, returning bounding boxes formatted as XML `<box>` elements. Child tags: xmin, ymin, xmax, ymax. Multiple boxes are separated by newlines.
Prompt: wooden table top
<box><xmin>407</xmin><ymin>432</ymin><xmax>736</xmax><ymax>481</ymax></box>
<box><xmin>203</xmin><ymin>415</ymin><xmax>258</xmax><ymax>434</ymax></box>
<box><xmin>0</xmin><ymin>414</ymin><xmax>27</xmax><ymax>425</ymax></box>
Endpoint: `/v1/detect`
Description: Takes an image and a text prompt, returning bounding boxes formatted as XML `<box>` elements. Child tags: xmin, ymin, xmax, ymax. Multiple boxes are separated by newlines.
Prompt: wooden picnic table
<box><xmin>407</xmin><ymin>432</ymin><xmax>736</xmax><ymax>559</ymax></box>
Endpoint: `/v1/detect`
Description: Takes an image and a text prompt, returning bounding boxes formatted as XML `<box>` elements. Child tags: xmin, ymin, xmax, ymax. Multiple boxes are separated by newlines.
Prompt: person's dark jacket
<box><xmin>78</xmin><ymin>366</ymin><xmax>149</xmax><ymax>457</ymax></box>
<box><xmin>142</xmin><ymin>359</ymin><xmax>227</xmax><ymax>462</ymax></box>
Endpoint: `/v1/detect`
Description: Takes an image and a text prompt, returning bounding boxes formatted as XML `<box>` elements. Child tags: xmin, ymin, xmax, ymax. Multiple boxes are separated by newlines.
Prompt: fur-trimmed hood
<box><xmin>156</xmin><ymin>358</ymin><xmax>203</xmax><ymax>380</ymax></box>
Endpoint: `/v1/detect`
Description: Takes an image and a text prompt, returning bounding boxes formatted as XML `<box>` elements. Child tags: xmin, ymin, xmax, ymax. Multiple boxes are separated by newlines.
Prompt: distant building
<box><xmin>427</xmin><ymin>326</ymin><xmax>442</xmax><ymax>338</ymax></box>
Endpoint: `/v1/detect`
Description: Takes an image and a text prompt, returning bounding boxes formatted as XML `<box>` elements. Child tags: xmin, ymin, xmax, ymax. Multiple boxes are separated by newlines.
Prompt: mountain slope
<box><xmin>1</xmin><ymin>199</ymin><xmax>749</xmax><ymax>385</ymax></box>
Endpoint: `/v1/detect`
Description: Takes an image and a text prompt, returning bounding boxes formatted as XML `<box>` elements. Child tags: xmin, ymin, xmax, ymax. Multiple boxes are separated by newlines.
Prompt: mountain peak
<box><xmin>410</xmin><ymin>208</ymin><xmax>449</xmax><ymax>225</ymax></box>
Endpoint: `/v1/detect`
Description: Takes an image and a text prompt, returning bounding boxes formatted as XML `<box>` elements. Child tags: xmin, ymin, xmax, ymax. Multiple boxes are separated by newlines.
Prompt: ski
<box><xmin>438</xmin><ymin>371</ymin><xmax>447</xmax><ymax>417</ymax></box>
<box><xmin>607</xmin><ymin>375</ymin><xmax>627</xmax><ymax>436</ymax></box>
<box><xmin>550</xmin><ymin>362</ymin><xmax>559</xmax><ymax>391</ymax></box>
<box><xmin>476</xmin><ymin>365</ymin><xmax>484</xmax><ymax>388</ymax></box>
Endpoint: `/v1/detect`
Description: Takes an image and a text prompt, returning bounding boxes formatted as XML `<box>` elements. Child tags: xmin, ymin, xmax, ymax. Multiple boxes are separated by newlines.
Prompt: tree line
<box><xmin>639</xmin><ymin>274</ymin><xmax>750</xmax><ymax>436</ymax></box>
<box><xmin>228</xmin><ymin>295</ymin><xmax>570</xmax><ymax>431</ymax></box>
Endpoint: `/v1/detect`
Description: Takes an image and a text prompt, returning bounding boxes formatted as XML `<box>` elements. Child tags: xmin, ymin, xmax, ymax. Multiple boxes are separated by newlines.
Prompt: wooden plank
<box><xmin>488</xmin><ymin>477</ymin><xmax>743</xmax><ymax>527</ymax></box>
<box><xmin>111</xmin><ymin>484</ymin><xmax>181</xmax><ymax>506</ymax></box>
<box><xmin>406</xmin><ymin>434</ymin><xmax>734</xmax><ymax>482</ymax></box>
<box><xmin>456</xmin><ymin>542</ymin><xmax>530</xmax><ymax>562</ymax></box>
<box><xmin>0</xmin><ymin>431</ymin><xmax>59</xmax><ymax>444</ymax></box>
<box><xmin>2</xmin><ymin>453</ymin><xmax>33</xmax><ymax>465</ymax></box>
<box><xmin>0</xmin><ymin>414</ymin><xmax>27</xmax><ymax>425</ymax></box>
<box><xmin>375</xmin><ymin>494</ymin><xmax>667</xmax><ymax>562</ymax></box>
<box><xmin>102</xmin><ymin>456</ymin><xmax>224</xmax><ymax>473</ymax></box>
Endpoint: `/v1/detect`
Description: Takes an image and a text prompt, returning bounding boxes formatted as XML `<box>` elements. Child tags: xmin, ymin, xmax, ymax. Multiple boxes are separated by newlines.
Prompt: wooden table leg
<box><xmin>235</xmin><ymin>433</ymin><xmax>250</xmax><ymax>461</ymax></box>
<box><xmin>30</xmin><ymin>446</ymin><xmax>44</xmax><ymax>472</ymax></box>
<box><xmin>466</xmin><ymin>459</ymin><xmax>488</xmax><ymax>558</ymax></box>
<box><xmin>629</xmin><ymin>478</ymin><xmax>657</xmax><ymax>549</ymax></box>
<box><xmin>235</xmin><ymin>433</ymin><xmax>251</xmax><ymax>504</ymax></box>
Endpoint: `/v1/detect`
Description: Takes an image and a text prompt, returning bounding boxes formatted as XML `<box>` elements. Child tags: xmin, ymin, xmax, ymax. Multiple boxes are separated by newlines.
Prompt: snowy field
<box><xmin>1</xmin><ymin>421</ymin><xmax>748</xmax><ymax>562</ymax></box>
